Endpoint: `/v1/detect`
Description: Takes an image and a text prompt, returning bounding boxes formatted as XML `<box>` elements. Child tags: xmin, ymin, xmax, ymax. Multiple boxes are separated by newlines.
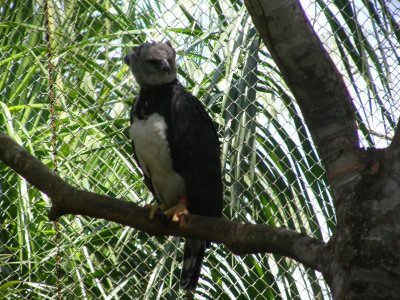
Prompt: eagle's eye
<box><xmin>147</xmin><ymin>59</ymin><xmax>160</xmax><ymax>65</ymax></box>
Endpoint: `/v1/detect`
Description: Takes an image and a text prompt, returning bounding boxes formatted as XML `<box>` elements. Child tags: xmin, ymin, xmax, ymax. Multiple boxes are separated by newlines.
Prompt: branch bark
<box><xmin>389</xmin><ymin>120</ymin><xmax>400</xmax><ymax>149</ymax></box>
<box><xmin>244</xmin><ymin>0</ymin><xmax>362</xmax><ymax>206</ymax></box>
<box><xmin>0</xmin><ymin>132</ymin><xmax>327</xmax><ymax>272</ymax></box>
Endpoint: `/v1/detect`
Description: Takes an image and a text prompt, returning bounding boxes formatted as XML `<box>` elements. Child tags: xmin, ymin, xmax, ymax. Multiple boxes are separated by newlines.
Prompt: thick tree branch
<box><xmin>389</xmin><ymin>120</ymin><xmax>400</xmax><ymax>150</ymax></box>
<box><xmin>0</xmin><ymin>132</ymin><xmax>327</xmax><ymax>272</ymax></box>
<box><xmin>244</xmin><ymin>0</ymin><xmax>363</xmax><ymax>205</ymax></box>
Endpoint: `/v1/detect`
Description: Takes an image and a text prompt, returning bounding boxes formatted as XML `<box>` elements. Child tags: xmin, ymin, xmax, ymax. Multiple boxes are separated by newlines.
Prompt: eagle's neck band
<box><xmin>140</xmin><ymin>78</ymin><xmax>179</xmax><ymax>90</ymax></box>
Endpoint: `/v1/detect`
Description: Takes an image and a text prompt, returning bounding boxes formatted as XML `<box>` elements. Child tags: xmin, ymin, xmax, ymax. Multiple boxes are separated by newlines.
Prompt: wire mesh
<box><xmin>1</xmin><ymin>0</ymin><xmax>399</xmax><ymax>299</ymax></box>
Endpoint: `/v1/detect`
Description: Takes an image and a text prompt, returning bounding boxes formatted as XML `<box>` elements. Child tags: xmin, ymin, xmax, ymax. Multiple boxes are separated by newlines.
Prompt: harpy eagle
<box><xmin>124</xmin><ymin>41</ymin><xmax>223</xmax><ymax>291</ymax></box>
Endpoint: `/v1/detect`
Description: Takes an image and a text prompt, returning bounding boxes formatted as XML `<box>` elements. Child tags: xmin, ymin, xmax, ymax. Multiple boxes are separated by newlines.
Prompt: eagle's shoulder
<box><xmin>170</xmin><ymin>83</ymin><xmax>213</xmax><ymax>123</ymax></box>
<box><xmin>130</xmin><ymin>94</ymin><xmax>140</xmax><ymax>124</ymax></box>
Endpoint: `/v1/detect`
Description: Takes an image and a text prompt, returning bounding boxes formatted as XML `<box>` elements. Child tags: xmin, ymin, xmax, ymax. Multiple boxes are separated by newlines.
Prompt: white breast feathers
<box><xmin>130</xmin><ymin>113</ymin><xmax>186</xmax><ymax>208</ymax></box>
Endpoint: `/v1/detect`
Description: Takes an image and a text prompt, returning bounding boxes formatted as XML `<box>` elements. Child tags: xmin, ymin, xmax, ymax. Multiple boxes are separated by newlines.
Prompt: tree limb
<box><xmin>389</xmin><ymin>120</ymin><xmax>400</xmax><ymax>150</ymax></box>
<box><xmin>244</xmin><ymin>0</ymin><xmax>363</xmax><ymax>205</ymax></box>
<box><xmin>0</xmin><ymin>132</ymin><xmax>327</xmax><ymax>272</ymax></box>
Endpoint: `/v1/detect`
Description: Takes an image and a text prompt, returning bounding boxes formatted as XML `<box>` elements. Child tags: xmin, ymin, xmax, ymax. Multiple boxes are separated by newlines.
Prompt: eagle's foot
<box><xmin>164</xmin><ymin>203</ymin><xmax>189</xmax><ymax>223</ymax></box>
<box><xmin>145</xmin><ymin>203</ymin><xmax>167</xmax><ymax>220</ymax></box>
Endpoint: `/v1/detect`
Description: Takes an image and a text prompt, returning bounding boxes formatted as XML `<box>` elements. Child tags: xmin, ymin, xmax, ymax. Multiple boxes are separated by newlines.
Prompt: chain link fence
<box><xmin>1</xmin><ymin>0</ymin><xmax>399</xmax><ymax>299</ymax></box>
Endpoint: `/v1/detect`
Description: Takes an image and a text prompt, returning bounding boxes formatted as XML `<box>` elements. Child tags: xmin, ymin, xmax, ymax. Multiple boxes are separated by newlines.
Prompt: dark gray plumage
<box><xmin>124</xmin><ymin>41</ymin><xmax>223</xmax><ymax>291</ymax></box>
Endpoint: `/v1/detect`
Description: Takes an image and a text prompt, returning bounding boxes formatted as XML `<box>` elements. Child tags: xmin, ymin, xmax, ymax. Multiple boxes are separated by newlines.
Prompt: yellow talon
<box><xmin>164</xmin><ymin>203</ymin><xmax>189</xmax><ymax>222</ymax></box>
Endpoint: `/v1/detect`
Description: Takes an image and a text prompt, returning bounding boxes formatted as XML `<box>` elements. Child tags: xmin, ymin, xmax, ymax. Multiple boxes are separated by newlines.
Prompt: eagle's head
<box><xmin>124</xmin><ymin>41</ymin><xmax>177</xmax><ymax>86</ymax></box>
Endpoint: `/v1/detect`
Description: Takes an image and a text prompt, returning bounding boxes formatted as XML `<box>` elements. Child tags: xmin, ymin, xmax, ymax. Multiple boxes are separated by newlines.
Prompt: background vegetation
<box><xmin>0</xmin><ymin>0</ymin><xmax>398</xmax><ymax>299</ymax></box>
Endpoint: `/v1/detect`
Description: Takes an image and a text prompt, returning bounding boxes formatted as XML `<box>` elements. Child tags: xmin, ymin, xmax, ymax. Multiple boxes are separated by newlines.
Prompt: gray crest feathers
<box><xmin>124</xmin><ymin>41</ymin><xmax>177</xmax><ymax>85</ymax></box>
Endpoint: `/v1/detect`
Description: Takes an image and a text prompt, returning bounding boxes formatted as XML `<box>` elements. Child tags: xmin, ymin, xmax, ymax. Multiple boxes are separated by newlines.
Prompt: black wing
<box><xmin>168</xmin><ymin>84</ymin><xmax>223</xmax><ymax>291</ymax></box>
<box><xmin>168</xmin><ymin>84</ymin><xmax>223</xmax><ymax>217</ymax></box>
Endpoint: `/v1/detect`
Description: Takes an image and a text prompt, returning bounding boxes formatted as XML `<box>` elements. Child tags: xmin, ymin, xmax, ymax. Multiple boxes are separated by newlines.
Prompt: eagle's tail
<box><xmin>180</xmin><ymin>239</ymin><xmax>206</xmax><ymax>291</ymax></box>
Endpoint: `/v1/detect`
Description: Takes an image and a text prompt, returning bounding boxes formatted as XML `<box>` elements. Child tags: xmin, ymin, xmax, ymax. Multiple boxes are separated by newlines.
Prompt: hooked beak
<box><xmin>160</xmin><ymin>59</ymin><xmax>171</xmax><ymax>74</ymax></box>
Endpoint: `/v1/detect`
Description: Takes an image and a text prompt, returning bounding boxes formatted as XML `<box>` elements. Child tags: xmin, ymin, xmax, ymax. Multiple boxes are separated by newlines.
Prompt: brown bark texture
<box><xmin>244</xmin><ymin>0</ymin><xmax>400</xmax><ymax>299</ymax></box>
<box><xmin>0</xmin><ymin>132</ymin><xmax>326</xmax><ymax>272</ymax></box>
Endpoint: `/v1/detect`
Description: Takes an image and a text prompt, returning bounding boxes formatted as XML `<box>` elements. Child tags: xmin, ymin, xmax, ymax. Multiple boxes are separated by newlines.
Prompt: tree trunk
<box><xmin>326</xmin><ymin>147</ymin><xmax>400</xmax><ymax>299</ymax></box>
<box><xmin>1</xmin><ymin>1</ymin><xmax>399</xmax><ymax>299</ymax></box>
<box><xmin>244</xmin><ymin>0</ymin><xmax>400</xmax><ymax>299</ymax></box>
